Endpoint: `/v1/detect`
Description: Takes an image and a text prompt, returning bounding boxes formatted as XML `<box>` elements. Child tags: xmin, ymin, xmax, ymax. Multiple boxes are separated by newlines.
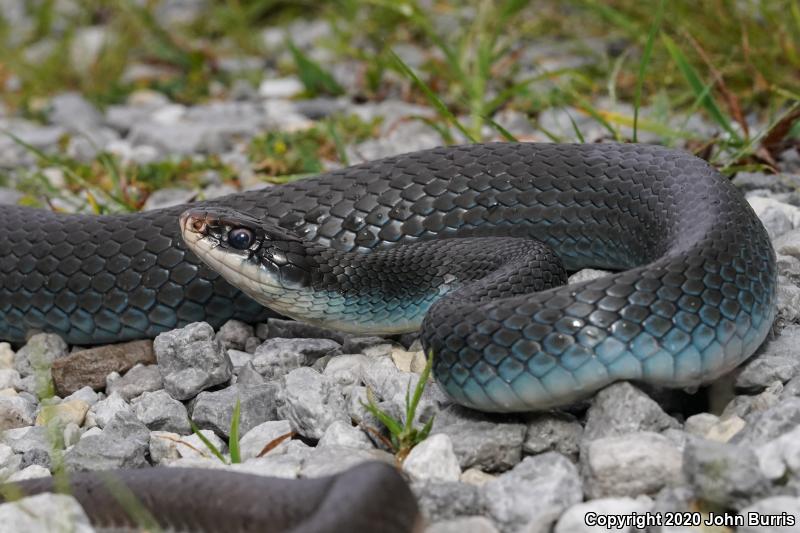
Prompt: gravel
<box><xmin>132</xmin><ymin>389</ymin><xmax>191</xmax><ymax>433</ymax></box>
<box><xmin>403</xmin><ymin>433</ymin><xmax>461</xmax><ymax>482</ymax></box>
<box><xmin>191</xmin><ymin>383</ymin><xmax>278</xmax><ymax>438</ymax></box>
<box><xmin>483</xmin><ymin>452</ymin><xmax>583</xmax><ymax>532</ymax></box>
<box><xmin>581</xmin><ymin>431</ymin><xmax>683</xmax><ymax>499</ymax></box>
<box><xmin>0</xmin><ymin>493</ymin><xmax>94</xmax><ymax>533</ymax></box>
<box><xmin>431</xmin><ymin>406</ymin><xmax>526</xmax><ymax>472</ymax></box>
<box><xmin>0</xmin><ymin>31</ymin><xmax>796</xmax><ymax>527</ymax></box>
<box><xmin>276</xmin><ymin>367</ymin><xmax>348</xmax><ymax>439</ymax></box>
<box><xmin>154</xmin><ymin>322</ymin><xmax>232</xmax><ymax>400</ymax></box>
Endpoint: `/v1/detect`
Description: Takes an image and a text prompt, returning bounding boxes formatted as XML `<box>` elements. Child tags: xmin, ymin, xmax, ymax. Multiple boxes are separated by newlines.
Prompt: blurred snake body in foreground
<box><xmin>0</xmin><ymin>143</ymin><xmax>776</xmax><ymax>530</ymax></box>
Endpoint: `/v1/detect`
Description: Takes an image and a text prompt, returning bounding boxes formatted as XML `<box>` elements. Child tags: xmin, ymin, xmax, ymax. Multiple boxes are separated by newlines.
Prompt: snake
<box><xmin>1</xmin><ymin>462</ymin><xmax>421</xmax><ymax>532</ymax></box>
<box><xmin>0</xmin><ymin>142</ymin><xmax>777</xmax><ymax>529</ymax></box>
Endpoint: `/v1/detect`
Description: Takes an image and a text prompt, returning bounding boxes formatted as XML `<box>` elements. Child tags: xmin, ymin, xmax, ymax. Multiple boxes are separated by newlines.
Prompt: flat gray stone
<box><xmin>404</xmin><ymin>434</ymin><xmax>461</xmax><ymax>482</ymax></box>
<box><xmin>154</xmin><ymin>322</ymin><xmax>232</xmax><ymax>400</ymax></box>
<box><xmin>524</xmin><ymin>412</ymin><xmax>583</xmax><ymax>458</ymax></box>
<box><xmin>732</xmin><ymin>397</ymin><xmax>800</xmax><ymax>445</ymax></box>
<box><xmin>316</xmin><ymin>420</ymin><xmax>373</xmax><ymax>450</ymax></box>
<box><xmin>740</xmin><ymin>497</ymin><xmax>800</xmax><ymax>532</ymax></box>
<box><xmin>555</xmin><ymin>496</ymin><xmax>653</xmax><ymax>533</ymax></box>
<box><xmin>737</xmin><ymin>327</ymin><xmax>800</xmax><ymax>391</ymax></box>
<box><xmin>412</xmin><ymin>479</ymin><xmax>485</xmax><ymax>523</ymax></box>
<box><xmin>0</xmin><ymin>395</ymin><xmax>35</xmax><ymax>430</ymax></box>
<box><xmin>65</xmin><ymin>411</ymin><xmax>149</xmax><ymax>472</ymax></box>
<box><xmin>252</xmin><ymin>338</ymin><xmax>342</xmax><ymax>380</ymax></box>
<box><xmin>14</xmin><ymin>333</ymin><xmax>68</xmax><ymax>378</ymax></box>
<box><xmin>426</xmin><ymin>516</ymin><xmax>499</xmax><ymax>533</ymax></box>
<box><xmin>216</xmin><ymin>320</ymin><xmax>254</xmax><ymax>351</ymax></box>
<box><xmin>0</xmin><ymin>494</ymin><xmax>94</xmax><ymax>533</ymax></box>
<box><xmin>107</xmin><ymin>364</ymin><xmax>163</xmax><ymax>400</ymax></box>
<box><xmin>583</xmin><ymin>382</ymin><xmax>679</xmax><ymax>442</ymax></box>
<box><xmin>483</xmin><ymin>452</ymin><xmax>582</xmax><ymax>532</ymax></box>
<box><xmin>192</xmin><ymin>383</ymin><xmax>278</xmax><ymax>439</ymax></box>
<box><xmin>85</xmin><ymin>392</ymin><xmax>131</xmax><ymax>429</ymax></box>
<box><xmin>581</xmin><ymin>431</ymin><xmax>683</xmax><ymax>499</ymax></box>
<box><xmin>431</xmin><ymin>405</ymin><xmax>525</xmax><ymax>472</ymax></box>
<box><xmin>132</xmin><ymin>389</ymin><xmax>191</xmax><ymax>434</ymax></box>
<box><xmin>239</xmin><ymin>420</ymin><xmax>292</xmax><ymax>461</ymax></box>
<box><xmin>299</xmin><ymin>446</ymin><xmax>393</xmax><ymax>478</ymax></box>
<box><xmin>684</xmin><ymin>438</ymin><xmax>769</xmax><ymax>509</ymax></box>
<box><xmin>276</xmin><ymin>367</ymin><xmax>348</xmax><ymax>439</ymax></box>
<box><xmin>322</xmin><ymin>354</ymin><xmax>368</xmax><ymax>388</ymax></box>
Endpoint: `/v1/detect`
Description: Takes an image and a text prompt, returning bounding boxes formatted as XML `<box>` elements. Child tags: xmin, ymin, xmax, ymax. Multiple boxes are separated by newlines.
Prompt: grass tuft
<box><xmin>361</xmin><ymin>351</ymin><xmax>435</xmax><ymax>462</ymax></box>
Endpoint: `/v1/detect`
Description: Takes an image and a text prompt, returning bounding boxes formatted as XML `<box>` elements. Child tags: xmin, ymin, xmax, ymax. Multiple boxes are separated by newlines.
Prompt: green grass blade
<box><xmin>389</xmin><ymin>49</ymin><xmax>477</xmax><ymax>143</ymax></box>
<box><xmin>633</xmin><ymin>0</ymin><xmax>665</xmax><ymax>142</ymax></box>
<box><xmin>483</xmin><ymin>114</ymin><xmax>519</xmax><ymax>142</ymax></box>
<box><xmin>404</xmin><ymin>351</ymin><xmax>434</xmax><ymax>432</ymax></box>
<box><xmin>189</xmin><ymin>420</ymin><xmax>227</xmax><ymax>464</ymax></box>
<box><xmin>229</xmin><ymin>398</ymin><xmax>242</xmax><ymax>464</ymax></box>
<box><xmin>418</xmin><ymin>415</ymin><xmax>435</xmax><ymax>442</ymax></box>
<box><xmin>288</xmin><ymin>40</ymin><xmax>344</xmax><ymax>96</ymax></box>
<box><xmin>2</xmin><ymin>130</ymin><xmax>131</xmax><ymax>211</ymax></box>
<box><xmin>582</xmin><ymin>0</ymin><xmax>639</xmax><ymax>35</ymax></box>
<box><xmin>566</xmin><ymin>111</ymin><xmax>586</xmax><ymax>143</ymax></box>
<box><xmin>661</xmin><ymin>33</ymin><xmax>741</xmax><ymax>143</ymax></box>
<box><xmin>361</xmin><ymin>390</ymin><xmax>404</xmax><ymax>436</ymax></box>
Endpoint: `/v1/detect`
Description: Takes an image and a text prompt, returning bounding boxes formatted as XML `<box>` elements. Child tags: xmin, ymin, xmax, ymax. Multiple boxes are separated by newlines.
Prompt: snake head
<box><xmin>179</xmin><ymin>207</ymin><xmax>313</xmax><ymax>290</ymax></box>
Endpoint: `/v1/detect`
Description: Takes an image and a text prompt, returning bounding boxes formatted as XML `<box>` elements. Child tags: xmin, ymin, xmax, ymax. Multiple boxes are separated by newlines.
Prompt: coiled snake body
<box><xmin>0</xmin><ymin>143</ymin><xmax>777</xmax><ymax>529</ymax></box>
<box><xmin>0</xmin><ymin>142</ymin><xmax>776</xmax><ymax>411</ymax></box>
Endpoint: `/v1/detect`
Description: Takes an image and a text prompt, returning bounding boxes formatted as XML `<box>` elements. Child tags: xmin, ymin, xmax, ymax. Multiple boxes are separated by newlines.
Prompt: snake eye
<box><xmin>228</xmin><ymin>228</ymin><xmax>254</xmax><ymax>250</ymax></box>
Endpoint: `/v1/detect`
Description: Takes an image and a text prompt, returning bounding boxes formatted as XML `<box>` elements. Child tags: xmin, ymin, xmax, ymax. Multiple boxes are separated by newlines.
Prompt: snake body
<box><xmin>0</xmin><ymin>142</ymin><xmax>777</xmax><ymax>530</ymax></box>
<box><xmin>0</xmin><ymin>142</ymin><xmax>776</xmax><ymax>411</ymax></box>
<box><xmin>1</xmin><ymin>463</ymin><xmax>421</xmax><ymax>532</ymax></box>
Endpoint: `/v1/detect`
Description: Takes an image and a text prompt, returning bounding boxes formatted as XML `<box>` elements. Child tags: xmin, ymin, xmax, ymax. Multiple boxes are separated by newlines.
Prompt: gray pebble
<box><xmin>426</xmin><ymin>516</ymin><xmax>499</xmax><ymax>533</ymax></box>
<box><xmin>739</xmin><ymin>497</ymin><xmax>800</xmax><ymax>532</ymax></box>
<box><xmin>154</xmin><ymin>322</ymin><xmax>232</xmax><ymax>401</ymax></box>
<box><xmin>732</xmin><ymin>397</ymin><xmax>800</xmax><ymax>445</ymax></box>
<box><xmin>404</xmin><ymin>434</ymin><xmax>461</xmax><ymax>482</ymax></box>
<box><xmin>216</xmin><ymin>320</ymin><xmax>254</xmax><ymax>351</ymax></box>
<box><xmin>14</xmin><ymin>333</ymin><xmax>68</xmax><ymax>378</ymax></box>
<box><xmin>192</xmin><ymin>383</ymin><xmax>278</xmax><ymax>438</ymax></box>
<box><xmin>523</xmin><ymin>412</ymin><xmax>583</xmax><ymax>458</ymax></box>
<box><xmin>65</xmin><ymin>411</ymin><xmax>149</xmax><ymax>471</ymax></box>
<box><xmin>555</xmin><ymin>496</ymin><xmax>653</xmax><ymax>533</ymax></box>
<box><xmin>412</xmin><ymin>479</ymin><xmax>485</xmax><ymax>523</ymax></box>
<box><xmin>323</xmin><ymin>354</ymin><xmax>368</xmax><ymax>388</ymax></box>
<box><xmin>432</xmin><ymin>405</ymin><xmax>526</xmax><ymax>472</ymax></box>
<box><xmin>239</xmin><ymin>419</ymin><xmax>292</xmax><ymax>461</ymax></box>
<box><xmin>0</xmin><ymin>395</ymin><xmax>36</xmax><ymax>430</ymax></box>
<box><xmin>236</xmin><ymin>361</ymin><xmax>266</xmax><ymax>386</ymax></box>
<box><xmin>683</xmin><ymin>438</ymin><xmax>769</xmax><ymax>509</ymax></box>
<box><xmin>581</xmin><ymin>431</ymin><xmax>683</xmax><ymax>499</ymax></box>
<box><xmin>583</xmin><ymin>382</ymin><xmax>679</xmax><ymax>442</ymax></box>
<box><xmin>85</xmin><ymin>392</ymin><xmax>131</xmax><ymax>429</ymax></box>
<box><xmin>0</xmin><ymin>494</ymin><xmax>93</xmax><ymax>533</ymax></box>
<box><xmin>107</xmin><ymin>364</ymin><xmax>163</xmax><ymax>401</ymax></box>
<box><xmin>299</xmin><ymin>445</ymin><xmax>393</xmax><ymax>478</ymax></box>
<box><xmin>252</xmin><ymin>338</ymin><xmax>342</xmax><ymax>379</ymax></box>
<box><xmin>483</xmin><ymin>452</ymin><xmax>582</xmax><ymax>532</ymax></box>
<box><xmin>736</xmin><ymin>327</ymin><xmax>800</xmax><ymax>391</ymax></box>
<box><xmin>317</xmin><ymin>420</ymin><xmax>373</xmax><ymax>450</ymax></box>
<box><xmin>276</xmin><ymin>367</ymin><xmax>348</xmax><ymax>439</ymax></box>
<box><xmin>132</xmin><ymin>389</ymin><xmax>191</xmax><ymax>434</ymax></box>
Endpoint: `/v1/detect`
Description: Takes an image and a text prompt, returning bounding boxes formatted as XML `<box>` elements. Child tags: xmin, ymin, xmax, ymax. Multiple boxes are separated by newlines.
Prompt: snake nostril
<box><xmin>192</xmin><ymin>219</ymin><xmax>206</xmax><ymax>232</ymax></box>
